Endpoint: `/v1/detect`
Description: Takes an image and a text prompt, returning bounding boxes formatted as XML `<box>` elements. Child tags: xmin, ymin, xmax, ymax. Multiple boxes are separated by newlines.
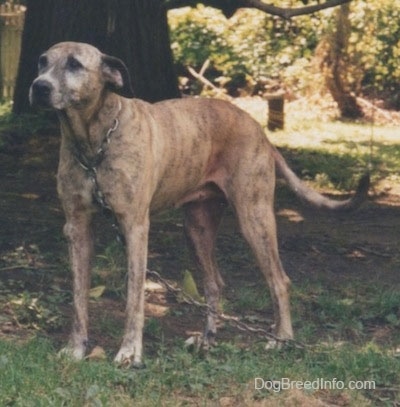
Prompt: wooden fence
<box><xmin>0</xmin><ymin>2</ymin><xmax>25</xmax><ymax>99</ymax></box>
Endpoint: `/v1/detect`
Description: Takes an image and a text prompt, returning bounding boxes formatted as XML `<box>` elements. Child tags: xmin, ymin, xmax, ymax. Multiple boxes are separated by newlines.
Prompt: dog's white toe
<box><xmin>58</xmin><ymin>344</ymin><xmax>86</xmax><ymax>360</ymax></box>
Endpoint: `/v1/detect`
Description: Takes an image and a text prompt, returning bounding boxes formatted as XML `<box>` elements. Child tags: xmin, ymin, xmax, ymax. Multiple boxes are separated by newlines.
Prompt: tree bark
<box><xmin>318</xmin><ymin>4</ymin><xmax>363</xmax><ymax>119</ymax></box>
<box><xmin>13</xmin><ymin>0</ymin><xmax>180</xmax><ymax>114</ymax></box>
<box><xmin>104</xmin><ymin>0</ymin><xmax>180</xmax><ymax>103</ymax></box>
<box><xmin>165</xmin><ymin>0</ymin><xmax>353</xmax><ymax>19</ymax></box>
<box><xmin>13</xmin><ymin>0</ymin><xmax>54</xmax><ymax>114</ymax></box>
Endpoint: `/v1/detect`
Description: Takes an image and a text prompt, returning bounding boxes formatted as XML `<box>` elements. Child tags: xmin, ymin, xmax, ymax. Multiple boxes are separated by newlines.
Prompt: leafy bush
<box><xmin>169</xmin><ymin>1</ymin><xmax>400</xmax><ymax>105</ymax></box>
<box><xmin>169</xmin><ymin>7</ymin><xmax>247</xmax><ymax>94</ymax></box>
<box><xmin>169</xmin><ymin>6</ymin><xmax>324</xmax><ymax>95</ymax></box>
<box><xmin>349</xmin><ymin>0</ymin><xmax>400</xmax><ymax>107</ymax></box>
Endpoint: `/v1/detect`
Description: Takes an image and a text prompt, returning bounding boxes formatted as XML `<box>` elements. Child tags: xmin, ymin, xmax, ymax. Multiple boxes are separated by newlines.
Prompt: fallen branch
<box><xmin>354</xmin><ymin>246</ymin><xmax>393</xmax><ymax>258</ymax></box>
<box><xmin>187</xmin><ymin>66</ymin><xmax>232</xmax><ymax>101</ymax></box>
<box><xmin>0</xmin><ymin>264</ymin><xmax>55</xmax><ymax>272</ymax></box>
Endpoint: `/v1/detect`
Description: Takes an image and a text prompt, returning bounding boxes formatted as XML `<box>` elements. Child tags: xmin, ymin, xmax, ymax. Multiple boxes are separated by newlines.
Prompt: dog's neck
<box><xmin>58</xmin><ymin>93</ymin><xmax>122</xmax><ymax>159</ymax></box>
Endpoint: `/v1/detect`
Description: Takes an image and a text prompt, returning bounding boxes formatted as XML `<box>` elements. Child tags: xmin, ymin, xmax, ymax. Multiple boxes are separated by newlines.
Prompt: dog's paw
<box><xmin>58</xmin><ymin>344</ymin><xmax>86</xmax><ymax>361</ymax></box>
<box><xmin>114</xmin><ymin>347</ymin><xmax>144</xmax><ymax>369</ymax></box>
<box><xmin>264</xmin><ymin>339</ymin><xmax>282</xmax><ymax>351</ymax></box>
<box><xmin>184</xmin><ymin>333</ymin><xmax>203</xmax><ymax>350</ymax></box>
<box><xmin>114</xmin><ymin>351</ymin><xmax>133</xmax><ymax>368</ymax></box>
<box><xmin>184</xmin><ymin>331</ymin><xmax>217</xmax><ymax>353</ymax></box>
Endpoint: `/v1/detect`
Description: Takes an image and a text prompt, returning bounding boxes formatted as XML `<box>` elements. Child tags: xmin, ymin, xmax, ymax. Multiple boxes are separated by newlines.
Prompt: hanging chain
<box><xmin>146</xmin><ymin>269</ymin><xmax>304</xmax><ymax>348</ymax></box>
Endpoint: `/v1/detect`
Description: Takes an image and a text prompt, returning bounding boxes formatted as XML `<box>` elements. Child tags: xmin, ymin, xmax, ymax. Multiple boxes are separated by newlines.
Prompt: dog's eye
<box><xmin>38</xmin><ymin>55</ymin><xmax>48</xmax><ymax>70</ymax></box>
<box><xmin>66</xmin><ymin>56</ymin><xmax>83</xmax><ymax>71</ymax></box>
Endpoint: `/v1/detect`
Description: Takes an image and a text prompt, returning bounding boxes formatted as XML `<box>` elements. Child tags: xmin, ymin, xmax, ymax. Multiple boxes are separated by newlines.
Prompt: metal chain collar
<box><xmin>73</xmin><ymin>103</ymin><xmax>124</xmax><ymax>242</ymax></box>
<box><xmin>76</xmin><ymin>117</ymin><xmax>119</xmax><ymax>208</ymax></box>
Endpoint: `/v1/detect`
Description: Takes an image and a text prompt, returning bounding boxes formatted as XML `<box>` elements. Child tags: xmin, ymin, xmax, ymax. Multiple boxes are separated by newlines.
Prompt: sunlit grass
<box><xmin>270</xmin><ymin>113</ymin><xmax>400</xmax><ymax>190</ymax></box>
<box><xmin>234</xmin><ymin>97</ymin><xmax>400</xmax><ymax>191</ymax></box>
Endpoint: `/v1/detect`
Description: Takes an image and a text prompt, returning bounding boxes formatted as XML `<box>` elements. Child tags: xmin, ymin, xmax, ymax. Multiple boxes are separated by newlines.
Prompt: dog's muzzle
<box><xmin>30</xmin><ymin>79</ymin><xmax>53</xmax><ymax>108</ymax></box>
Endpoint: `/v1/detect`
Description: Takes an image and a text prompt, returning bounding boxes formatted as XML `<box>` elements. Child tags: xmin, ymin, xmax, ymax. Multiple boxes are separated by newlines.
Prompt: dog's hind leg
<box><xmin>237</xmin><ymin>202</ymin><xmax>293</xmax><ymax>342</ymax></box>
<box><xmin>228</xmin><ymin>167</ymin><xmax>293</xmax><ymax>343</ymax></box>
<box><xmin>183</xmin><ymin>199</ymin><xmax>226</xmax><ymax>346</ymax></box>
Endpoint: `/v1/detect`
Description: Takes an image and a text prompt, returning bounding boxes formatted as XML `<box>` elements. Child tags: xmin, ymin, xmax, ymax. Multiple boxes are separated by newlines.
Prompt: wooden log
<box><xmin>266</xmin><ymin>92</ymin><xmax>285</xmax><ymax>131</ymax></box>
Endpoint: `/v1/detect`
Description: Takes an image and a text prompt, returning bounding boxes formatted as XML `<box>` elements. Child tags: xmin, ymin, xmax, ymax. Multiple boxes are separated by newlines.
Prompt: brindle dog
<box><xmin>30</xmin><ymin>42</ymin><xmax>369</xmax><ymax>367</ymax></box>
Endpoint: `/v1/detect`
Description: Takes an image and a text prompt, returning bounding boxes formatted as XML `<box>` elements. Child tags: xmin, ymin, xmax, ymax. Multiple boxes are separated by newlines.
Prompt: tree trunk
<box><xmin>318</xmin><ymin>4</ymin><xmax>363</xmax><ymax>119</ymax></box>
<box><xmin>13</xmin><ymin>0</ymin><xmax>54</xmax><ymax>114</ymax></box>
<box><xmin>105</xmin><ymin>0</ymin><xmax>180</xmax><ymax>103</ymax></box>
<box><xmin>13</xmin><ymin>0</ymin><xmax>180</xmax><ymax>114</ymax></box>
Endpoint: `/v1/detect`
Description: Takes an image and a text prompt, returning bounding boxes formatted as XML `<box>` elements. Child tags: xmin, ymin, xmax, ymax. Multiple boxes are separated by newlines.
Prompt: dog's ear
<box><xmin>101</xmin><ymin>55</ymin><xmax>135</xmax><ymax>98</ymax></box>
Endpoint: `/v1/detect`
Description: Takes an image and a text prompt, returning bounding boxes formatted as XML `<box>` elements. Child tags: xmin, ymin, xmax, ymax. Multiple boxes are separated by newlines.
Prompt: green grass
<box><xmin>235</xmin><ymin>97</ymin><xmax>400</xmax><ymax>191</ymax></box>
<box><xmin>2</xmin><ymin>250</ymin><xmax>393</xmax><ymax>405</ymax></box>
<box><xmin>269</xmin><ymin>114</ymin><xmax>400</xmax><ymax>191</ymax></box>
<box><xmin>291</xmin><ymin>281</ymin><xmax>400</xmax><ymax>345</ymax></box>
<box><xmin>0</xmin><ymin>337</ymin><xmax>398</xmax><ymax>406</ymax></box>
<box><xmin>0</xmin><ymin>101</ymin><xmax>56</xmax><ymax>151</ymax></box>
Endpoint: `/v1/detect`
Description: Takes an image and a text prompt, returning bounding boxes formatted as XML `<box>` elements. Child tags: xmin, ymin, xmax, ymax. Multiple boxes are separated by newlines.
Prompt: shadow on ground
<box><xmin>0</xmin><ymin>128</ymin><xmax>399</xmax><ymax>354</ymax></box>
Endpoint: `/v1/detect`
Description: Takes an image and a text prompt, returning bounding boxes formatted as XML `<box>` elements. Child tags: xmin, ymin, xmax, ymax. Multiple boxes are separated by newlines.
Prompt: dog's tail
<box><xmin>272</xmin><ymin>146</ymin><xmax>370</xmax><ymax>212</ymax></box>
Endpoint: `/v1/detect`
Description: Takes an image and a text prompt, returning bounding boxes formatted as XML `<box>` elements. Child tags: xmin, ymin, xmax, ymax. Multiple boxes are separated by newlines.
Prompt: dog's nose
<box><xmin>30</xmin><ymin>79</ymin><xmax>53</xmax><ymax>107</ymax></box>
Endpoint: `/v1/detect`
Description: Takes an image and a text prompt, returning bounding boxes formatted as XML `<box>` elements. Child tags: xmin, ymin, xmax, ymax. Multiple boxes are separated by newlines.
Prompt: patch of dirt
<box><xmin>0</xmin><ymin>126</ymin><xmax>399</xmax><ymax>355</ymax></box>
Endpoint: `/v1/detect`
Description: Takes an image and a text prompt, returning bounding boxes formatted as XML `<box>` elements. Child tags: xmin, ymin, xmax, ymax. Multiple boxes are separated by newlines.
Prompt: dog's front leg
<box><xmin>114</xmin><ymin>215</ymin><xmax>150</xmax><ymax>368</ymax></box>
<box><xmin>61</xmin><ymin>208</ymin><xmax>94</xmax><ymax>360</ymax></box>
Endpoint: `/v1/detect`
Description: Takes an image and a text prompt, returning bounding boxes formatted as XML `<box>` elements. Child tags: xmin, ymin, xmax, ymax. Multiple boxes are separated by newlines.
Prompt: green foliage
<box><xmin>170</xmin><ymin>7</ymin><xmax>247</xmax><ymax>92</ymax></box>
<box><xmin>349</xmin><ymin>0</ymin><xmax>400</xmax><ymax>106</ymax></box>
<box><xmin>169</xmin><ymin>5</ymin><xmax>323</xmax><ymax>94</ymax></box>
<box><xmin>170</xmin><ymin>9</ymin><xmax>231</xmax><ymax>70</ymax></box>
<box><xmin>169</xmin><ymin>1</ymin><xmax>400</xmax><ymax>101</ymax></box>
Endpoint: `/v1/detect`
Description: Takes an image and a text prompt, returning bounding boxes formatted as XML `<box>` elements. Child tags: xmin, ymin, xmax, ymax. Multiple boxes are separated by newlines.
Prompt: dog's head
<box><xmin>29</xmin><ymin>42</ymin><xmax>134</xmax><ymax>110</ymax></box>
